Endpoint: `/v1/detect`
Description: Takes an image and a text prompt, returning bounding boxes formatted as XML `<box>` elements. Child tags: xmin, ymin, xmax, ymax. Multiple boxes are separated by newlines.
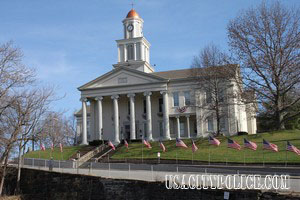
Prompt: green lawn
<box><xmin>24</xmin><ymin>145</ymin><xmax>86</xmax><ymax>160</ymax></box>
<box><xmin>111</xmin><ymin>130</ymin><xmax>300</xmax><ymax>164</ymax></box>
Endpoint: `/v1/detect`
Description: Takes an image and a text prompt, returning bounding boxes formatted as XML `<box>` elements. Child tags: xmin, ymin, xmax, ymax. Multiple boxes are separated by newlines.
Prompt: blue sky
<box><xmin>0</xmin><ymin>0</ymin><xmax>298</xmax><ymax>116</ymax></box>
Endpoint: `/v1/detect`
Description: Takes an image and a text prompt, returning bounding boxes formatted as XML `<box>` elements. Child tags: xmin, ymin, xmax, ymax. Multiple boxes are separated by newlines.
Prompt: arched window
<box><xmin>127</xmin><ymin>44</ymin><xmax>134</xmax><ymax>60</ymax></box>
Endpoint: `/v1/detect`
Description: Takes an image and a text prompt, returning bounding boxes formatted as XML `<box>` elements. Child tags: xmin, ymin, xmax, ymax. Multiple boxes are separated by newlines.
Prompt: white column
<box><xmin>133</xmin><ymin>43</ymin><xmax>137</xmax><ymax>60</ymax></box>
<box><xmin>80</xmin><ymin>97</ymin><xmax>88</xmax><ymax>145</ymax></box>
<box><xmin>95</xmin><ymin>96</ymin><xmax>103</xmax><ymax>140</ymax></box>
<box><xmin>124</xmin><ymin>44</ymin><xmax>127</xmax><ymax>62</ymax></box>
<box><xmin>117</xmin><ymin>45</ymin><xmax>121</xmax><ymax>62</ymax></box>
<box><xmin>160</xmin><ymin>91</ymin><xmax>170</xmax><ymax>140</ymax></box>
<box><xmin>111</xmin><ymin>95</ymin><xmax>120</xmax><ymax>143</ymax></box>
<box><xmin>144</xmin><ymin>92</ymin><xmax>153</xmax><ymax>141</ymax></box>
<box><xmin>127</xmin><ymin>93</ymin><xmax>136</xmax><ymax>140</ymax></box>
<box><xmin>176</xmin><ymin>116</ymin><xmax>180</xmax><ymax>139</ymax></box>
<box><xmin>186</xmin><ymin>115</ymin><xmax>190</xmax><ymax>138</ymax></box>
<box><xmin>141</xmin><ymin>44</ymin><xmax>145</xmax><ymax>61</ymax></box>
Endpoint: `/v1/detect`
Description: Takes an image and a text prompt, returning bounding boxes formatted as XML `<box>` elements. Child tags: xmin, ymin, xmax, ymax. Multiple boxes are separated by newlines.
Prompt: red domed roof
<box><xmin>126</xmin><ymin>9</ymin><xmax>140</xmax><ymax>18</ymax></box>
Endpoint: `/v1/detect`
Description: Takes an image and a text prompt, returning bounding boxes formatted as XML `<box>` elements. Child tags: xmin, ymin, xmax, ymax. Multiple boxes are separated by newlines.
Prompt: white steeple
<box><xmin>113</xmin><ymin>9</ymin><xmax>154</xmax><ymax>73</ymax></box>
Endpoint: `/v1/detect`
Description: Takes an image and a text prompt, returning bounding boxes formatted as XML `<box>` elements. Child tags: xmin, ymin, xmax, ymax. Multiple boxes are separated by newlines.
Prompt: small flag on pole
<box><xmin>51</xmin><ymin>143</ymin><xmax>54</xmax><ymax>151</ymax></box>
<box><xmin>143</xmin><ymin>140</ymin><xmax>152</xmax><ymax>149</ymax></box>
<box><xmin>159</xmin><ymin>141</ymin><xmax>166</xmax><ymax>152</ymax></box>
<box><xmin>243</xmin><ymin>138</ymin><xmax>257</xmax><ymax>151</ymax></box>
<box><xmin>108</xmin><ymin>141</ymin><xmax>116</xmax><ymax>150</ymax></box>
<box><xmin>124</xmin><ymin>140</ymin><xmax>129</xmax><ymax>150</ymax></box>
<box><xmin>227</xmin><ymin>138</ymin><xmax>241</xmax><ymax>150</ymax></box>
<box><xmin>263</xmin><ymin>139</ymin><xmax>278</xmax><ymax>152</ymax></box>
<box><xmin>176</xmin><ymin>138</ymin><xmax>188</xmax><ymax>148</ymax></box>
<box><xmin>40</xmin><ymin>143</ymin><xmax>45</xmax><ymax>151</ymax></box>
<box><xmin>209</xmin><ymin>136</ymin><xmax>220</xmax><ymax>146</ymax></box>
<box><xmin>192</xmin><ymin>140</ymin><xmax>198</xmax><ymax>153</ymax></box>
<box><xmin>59</xmin><ymin>143</ymin><xmax>63</xmax><ymax>153</ymax></box>
<box><xmin>286</xmin><ymin>141</ymin><xmax>300</xmax><ymax>155</ymax></box>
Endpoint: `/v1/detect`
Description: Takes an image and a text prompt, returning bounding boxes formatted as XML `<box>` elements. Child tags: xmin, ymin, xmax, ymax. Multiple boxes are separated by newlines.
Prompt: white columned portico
<box><xmin>160</xmin><ymin>91</ymin><xmax>170</xmax><ymax>140</ymax></box>
<box><xmin>111</xmin><ymin>95</ymin><xmax>120</xmax><ymax>143</ymax></box>
<box><xmin>80</xmin><ymin>97</ymin><xmax>88</xmax><ymax>145</ymax></box>
<box><xmin>144</xmin><ymin>91</ymin><xmax>153</xmax><ymax>141</ymax></box>
<box><xmin>186</xmin><ymin>115</ymin><xmax>190</xmax><ymax>138</ymax></box>
<box><xmin>127</xmin><ymin>93</ymin><xmax>136</xmax><ymax>140</ymax></box>
<box><xmin>95</xmin><ymin>96</ymin><xmax>103</xmax><ymax>140</ymax></box>
<box><xmin>176</xmin><ymin>116</ymin><xmax>180</xmax><ymax>139</ymax></box>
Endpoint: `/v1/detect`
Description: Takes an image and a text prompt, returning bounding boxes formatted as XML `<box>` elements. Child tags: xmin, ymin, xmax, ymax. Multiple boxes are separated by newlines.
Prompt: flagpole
<box><xmin>243</xmin><ymin>149</ymin><xmax>246</xmax><ymax>166</ymax></box>
<box><xmin>142</xmin><ymin>140</ymin><xmax>144</xmax><ymax>164</ymax></box>
<box><xmin>208</xmin><ymin>145</ymin><xmax>211</xmax><ymax>166</ymax></box>
<box><xmin>262</xmin><ymin>148</ymin><xmax>265</xmax><ymax>166</ymax></box>
<box><xmin>176</xmin><ymin>148</ymin><xmax>178</xmax><ymax>164</ymax></box>
<box><xmin>192</xmin><ymin>152</ymin><xmax>194</xmax><ymax>165</ymax></box>
<box><xmin>285</xmin><ymin>141</ymin><xmax>288</xmax><ymax>167</ymax></box>
<box><xmin>226</xmin><ymin>146</ymin><xmax>228</xmax><ymax>166</ymax></box>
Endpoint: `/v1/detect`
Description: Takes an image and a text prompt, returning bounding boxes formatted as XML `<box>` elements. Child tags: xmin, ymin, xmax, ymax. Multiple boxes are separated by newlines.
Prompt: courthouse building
<box><xmin>75</xmin><ymin>9</ymin><xmax>257</xmax><ymax>144</ymax></box>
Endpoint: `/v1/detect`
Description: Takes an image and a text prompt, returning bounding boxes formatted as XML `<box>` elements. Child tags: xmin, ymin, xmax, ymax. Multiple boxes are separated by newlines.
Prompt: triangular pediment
<box><xmin>78</xmin><ymin>67</ymin><xmax>166</xmax><ymax>90</ymax></box>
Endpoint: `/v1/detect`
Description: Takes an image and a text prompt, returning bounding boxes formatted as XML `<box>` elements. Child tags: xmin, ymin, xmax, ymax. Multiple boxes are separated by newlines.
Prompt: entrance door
<box><xmin>180</xmin><ymin>122</ymin><xmax>185</xmax><ymax>137</ymax></box>
<box><xmin>125</xmin><ymin>125</ymin><xmax>130</xmax><ymax>140</ymax></box>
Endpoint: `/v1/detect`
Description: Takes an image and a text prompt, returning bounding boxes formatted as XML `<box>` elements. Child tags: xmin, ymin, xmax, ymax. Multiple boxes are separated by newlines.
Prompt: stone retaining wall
<box><xmin>3</xmin><ymin>168</ymin><xmax>300</xmax><ymax>200</ymax></box>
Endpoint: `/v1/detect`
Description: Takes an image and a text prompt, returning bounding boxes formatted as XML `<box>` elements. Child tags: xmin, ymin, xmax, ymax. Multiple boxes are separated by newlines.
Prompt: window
<box><xmin>207</xmin><ymin>116</ymin><xmax>214</xmax><ymax>131</ymax></box>
<box><xmin>206</xmin><ymin>91</ymin><xmax>212</xmax><ymax>104</ymax></box>
<box><xmin>127</xmin><ymin>44</ymin><xmax>134</xmax><ymax>60</ymax></box>
<box><xmin>158</xmin><ymin>98</ymin><xmax>163</xmax><ymax>112</ymax></box>
<box><xmin>184</xmin><ymin>91</ymin><xmax>191</xmax><ymax>106</ymax></box>
<box><xmin>159</xmin><ymin>121</ymin><xmax>164</xmax><ymax>137</ymax></box>
<box><xmin>173</xmin><ymin>92</ymin><xmax>179</xmax><ymax>107</ymax></box>
<box><xmin>144</xmin><ymin>123</ymin><xmax>147</xmax><ymax>138</ymax></box>
<box><xmin>118</xmin><ymin>77</ymin><xmax>127</xmax><ymax>84</ymax></box>
<box><xmin>128</xmin><ymin>101</ymin><xmax>130</xmax><ymax>115</ymax></box>
<box><xmin>180</xmin><ymin>122</ymin><xmax>185</xmax><ymax>137</ymax></box>
<box><xmin>218</xmin><ymin>89</ymin><xmax>225</xmax><ymax>103</ymax></box>
<box><xmin>143</xmin><ymin>99</ymin><xmax>146</xmax><ymax>114</ymax></box>
<box><xmin>87</xmin><ymin>121</ymin><xmax>90</xmax><ymax>139</ymax></box>
<box><xmin>220</xmin><ymin>117</ymin><xmax>226</xmax><ymax>131</ymax></box>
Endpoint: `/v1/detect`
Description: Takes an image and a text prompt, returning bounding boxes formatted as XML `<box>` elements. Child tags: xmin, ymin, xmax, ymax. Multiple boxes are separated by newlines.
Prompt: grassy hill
<box><xmin>24</xmin><ymin>145</ymin><xmax>86</xmax><ymax>160</ymax></box>
<box><xmin>111</xmin><ymin>130</ymin><xmax>300</xmax><ymax>164</ymax></box>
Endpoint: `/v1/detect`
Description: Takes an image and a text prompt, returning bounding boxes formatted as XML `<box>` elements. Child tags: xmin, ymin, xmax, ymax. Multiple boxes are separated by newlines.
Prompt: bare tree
<box><xmin>0</xmin><ymin>41</ymin><xmax>56</xmax><ymax>196</ymax></box>
<box><xmin>0</xmin><ymin>87</ymin><xmax>54</xmax><ymax>195</ymax></box>
<box><xmin>0</xmin><ymin>42</ymin><xmax>35</xmax><ymax>116</ymax></box>
<box><xmin>37</xmin><ymin>111</ymin><xmax>76</xmax><ymax>148</ymax></box>
<box><xmin>227</xmin><ymin>1</ymin><xmax>300</xmax><ymax>129</ymax></box>
<box><xmin>191</xmin><ymin>44</ymin><xmax>239</xmax><ymax>135</ymax></box>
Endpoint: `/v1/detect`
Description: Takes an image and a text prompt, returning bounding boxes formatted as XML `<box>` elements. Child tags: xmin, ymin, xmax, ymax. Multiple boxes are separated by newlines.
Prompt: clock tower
<box><xmin>113</xmin><ymin>9</ymin><xmax>154</xmax><ymax>73</ymax></box>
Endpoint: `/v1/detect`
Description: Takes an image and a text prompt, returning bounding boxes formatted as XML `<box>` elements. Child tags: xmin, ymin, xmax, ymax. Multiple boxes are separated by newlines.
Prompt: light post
<box><xmin>16</xmin><ymin>121</ymin><xmax>29</xmax><ymax>194</ymax></box>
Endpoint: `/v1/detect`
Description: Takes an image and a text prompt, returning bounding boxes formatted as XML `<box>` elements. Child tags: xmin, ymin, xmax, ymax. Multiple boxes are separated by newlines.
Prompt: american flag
<box><xmin>40</xmin><ymin>143</ymin><xmax>45</xmax><ymax>151</ymax></box>
<box><xmin>209</xmin><ymin>136</ymin><xmax>220</xmax><ymax>146</ymax></box>
<box><xmin>59</xmin><ymin>143</ymin><xmax>63</xmax><ymax>153</ymax></box>
<box><xmin>286</xmin><ymin>141</ymin><xmax>300</xmax><ymax>155</ymax></box>
<box><xmin>192</xmin><ymin>140</ymin><xmax>198</xmax><ymax>153</ymax></box>
<box><xmin>159</xmin><ymin>141</ymin><xmax>166</xmax><ymax>152</ymax></box>
<box><xmin>143</xmin><ymin>139</ymin><xmax>152</xmax><ymax>149</ymax></box>
<box><xmin>263</xmin><ymin>139</ymin><xmax>278</xmax><ymax>152</ymax></box>
<box><xmin>124</xmin><ymin>140</ymin><xmax>129</xmax><ymax>150</ymax></box>
<box><xmin>227</xmin><ymin>138</ymin><xmax>241</xmax><ymax>150</ymax></box>
<box><xmin>176</xmin><ymin>138</ymin><xmax>188</xmax><ymax>148</ymax></box>
<box><xmin>108</xmin><ymin>141</ymin><xmax>116</xmax><ymax>150</ymax></box>
<box><xmin>243</xmin><ymin>138</ymin><xmax>257</xmax><ymax>151</ymax></box>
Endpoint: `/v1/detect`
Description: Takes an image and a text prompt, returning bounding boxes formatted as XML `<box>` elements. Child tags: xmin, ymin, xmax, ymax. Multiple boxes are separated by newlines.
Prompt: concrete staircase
<box><xmin>72</xmin><ymin>145</ymin><xmax>106</xmax><ymax>167</ymax></box>
<box><xmin>89</xmin><ymin>144</ymin><xmax>122</xmax><ymax>163</ymax></box>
